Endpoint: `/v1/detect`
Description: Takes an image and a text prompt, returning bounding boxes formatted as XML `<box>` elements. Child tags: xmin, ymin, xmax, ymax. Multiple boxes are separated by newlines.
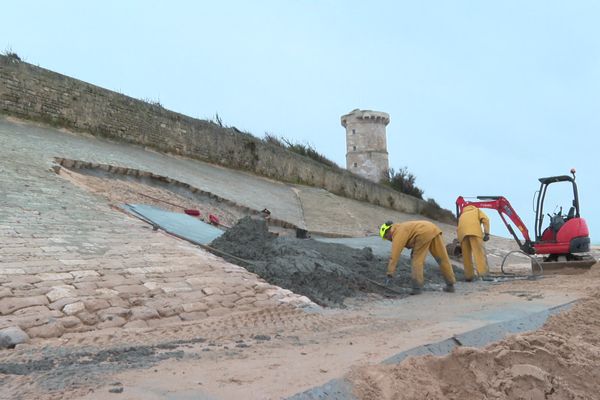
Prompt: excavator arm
<box><xmin>456</xmin><ymin>196</ymin><xmax>535</xmax><ymax>255</ymax></box>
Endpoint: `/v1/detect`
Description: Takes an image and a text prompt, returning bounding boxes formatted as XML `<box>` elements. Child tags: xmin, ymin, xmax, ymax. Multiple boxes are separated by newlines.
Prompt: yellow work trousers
<box><xmin>411</xmin><ymin>234</ymin><xmax>456</xmax><ymax>288</ymax></box>
<box><xmin>461</xmin><ymin>235</ymin><xmax>488</xmax><ymax>280</ymax></box>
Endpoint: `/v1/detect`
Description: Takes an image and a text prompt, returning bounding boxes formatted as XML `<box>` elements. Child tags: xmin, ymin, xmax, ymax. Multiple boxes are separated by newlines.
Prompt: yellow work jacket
<box><xmin>387</xmin><ymin>221</ymin><xmax>442</xmax><ymax>274</ymax></box>
<box><xmin>457</xmin><ymin>205</ymin><xmax>490</xmax><ymax>241</ymax></box>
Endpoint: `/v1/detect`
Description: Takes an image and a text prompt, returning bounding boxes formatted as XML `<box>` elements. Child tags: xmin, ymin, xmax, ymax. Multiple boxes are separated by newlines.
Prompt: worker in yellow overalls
<box><xmin>380</xmin><ymin>221</ymin><xmax>456</xmax><ymax>295</ymax></box>
<box><xmin>457</xmin><ymin>205</ymin><xmax>490</xmax><ymax>281</ymax></box>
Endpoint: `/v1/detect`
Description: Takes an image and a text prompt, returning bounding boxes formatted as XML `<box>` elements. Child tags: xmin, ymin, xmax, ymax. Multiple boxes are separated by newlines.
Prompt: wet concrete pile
<box><xmin>210</xmin><ymin>217</ymin><xmax>464</xmax><ymax>307</ymax></box>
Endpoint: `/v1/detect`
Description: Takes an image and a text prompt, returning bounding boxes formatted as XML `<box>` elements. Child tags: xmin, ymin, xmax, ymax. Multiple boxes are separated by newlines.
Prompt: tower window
<box><xmin>353</xmin><ymin>162</ymin><xmax>357</xmax><ymax>168</ymax></box>
<box><xmin>352</xmin><ymin>129</ymin><xmax>356</xmax><ymax>135</ymax></box>
<box><xmin>352</xmin><ymin>145</ymin><xmax>356</xmax><ymax>151</ymax></box>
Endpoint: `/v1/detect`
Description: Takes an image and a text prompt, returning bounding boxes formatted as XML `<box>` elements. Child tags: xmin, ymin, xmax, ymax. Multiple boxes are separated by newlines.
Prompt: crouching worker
<box><xmin>457</xmin><ymin>205</ymin><xmax>490</xmax><ymax>281</ymax></box>
<box><xmin>380</xmin><ymin>220</ymin><xmax>456</xmax><ymax>295</ymax></box>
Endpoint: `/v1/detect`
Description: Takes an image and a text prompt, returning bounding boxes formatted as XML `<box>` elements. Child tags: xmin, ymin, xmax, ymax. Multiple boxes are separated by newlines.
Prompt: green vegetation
<box><xmin>264</xmin><ymin>133</ymin><xmax>340</xmax><ymax>169</ymax></box>
<box><xmin>381</xmin><ymin>167</ymin><xmax>424</xmax><ymax>199</ymax></box>
<box><xmin>382</xmin><ymin>167</ymin><xmax>455</xmax><ymax>222</ymax></box>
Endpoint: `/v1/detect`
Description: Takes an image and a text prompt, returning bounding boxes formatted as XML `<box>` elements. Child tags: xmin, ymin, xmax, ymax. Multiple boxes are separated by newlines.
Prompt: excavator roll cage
<box><xmin>534</xmin><ymin>174</ymin><xmax>580</xmax><ymax>241</ymax></box>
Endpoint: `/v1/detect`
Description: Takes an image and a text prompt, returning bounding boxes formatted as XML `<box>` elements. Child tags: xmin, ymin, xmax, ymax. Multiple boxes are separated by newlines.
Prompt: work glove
<box><xmin>384</xmin><ymin>274</ymin><xmax>393</xmax><ymax>286</ymax></box>
<box><xmin>483</xmin><ymin>233</ymin><xmax>490</xmax><ymax>242</ymax></box>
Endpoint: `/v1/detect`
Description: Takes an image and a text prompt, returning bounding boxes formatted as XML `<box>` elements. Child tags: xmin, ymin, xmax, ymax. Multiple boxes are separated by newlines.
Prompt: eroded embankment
<box><xmin>349</xmin><ymin>284</ymin><xmax>600</xmax><ymax>400</ymax></box>
<box><xmin>210</xmin><ymin>217</ymin><xmax>464</xmax><ymax>306</ymax></box>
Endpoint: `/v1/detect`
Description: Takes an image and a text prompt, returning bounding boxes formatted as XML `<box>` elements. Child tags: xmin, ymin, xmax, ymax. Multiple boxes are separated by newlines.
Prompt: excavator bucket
<box><xmin>533</xmin><ymin>255</ymin><xmax>597</xmax><ymax>275</ymax></box>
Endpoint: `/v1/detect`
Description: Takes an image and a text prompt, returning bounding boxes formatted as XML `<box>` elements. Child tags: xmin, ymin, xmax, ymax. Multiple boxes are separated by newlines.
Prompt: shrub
<box><xmin>381</xmin><ymin>167</ymin><xmax>424</xmax><ymax>199</ymax></box>
<box><xmin>421</xmin><ymin>198</ymin><xmax>456</xmax><ymax>223</ymax></box>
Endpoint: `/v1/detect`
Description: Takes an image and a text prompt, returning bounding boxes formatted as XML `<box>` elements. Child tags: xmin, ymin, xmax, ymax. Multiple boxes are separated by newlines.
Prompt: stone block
<box><xmin>221</xmin><ymin>293</ymin><xmax>241</xmax><ymax>303</ymax></box>
<box><xmin>49</xmin><ymin>297</ymin><xmax>79</xmax><ymax>311</ymax></box>
<box><xmin>143</xmin><ymin>281</ymin><xmax>161</xmax><ymax>290</ymax></box>
<box><xmin>27</xmin><ymin>320</ymin><xmax>65</xmax><ymax>339</ymax></box>
<box><xmin>108</xmin><ymin>297</ymin><xmax>129</xmax><ymax>308</ymax></box>
<box><xmin>95</xmin><ymin>288</ymin><xmax>119</xmax><ymax>297</ymax></box>
<box><xmin>46</xmin><ymin>286</ymin><xmax>76</xmax><ymax>302</ymax></box>
<box><xmin>77</xmin><ymin>311</ymin><xmax>99</xmax><ymax>326</ymax></box>
<box><xmin>37</xmin><ymin>272</ymin><xmax>73</xmax><ymax>282</ymax></box>
<box><xmin>179</xmin><ymin>311</ymin><xmax>208</xmax><ymax>321</ymax></box>
<box><xmin>83</xmin><ymin>298</ymin><xmax>110</xmax><ymax>312</ymax></box>
<box><xmin>162</xmin><ymin>286</ymin><xmax>192</xmax><ymax>294</ymax></box>
<box><xmin>13</xmin><ymin>305</ymin><xmax>51</xmax><ymax>315</ymax></box>
<box><xmin>202</xmin><ymin>287</ymin><xmax>222</xmax><ymax>296</ymax></box>
<box><xmin>99</xmin><ymin>307</ymin><xmax>131</xmax><ymax>320</ymax></box>
<box><xmin>114</xmin><ymin>284</ymin><xmax>148</xmax><ymax>295</ymax></box>
<box><xmin>255</xmin><ymin>293</ymin><xmax>269</xmax><ymax>301</ymax></box>
<box><xmin>182</xmin><ymin>302</ymin><xmax>209</xmax><ymax>313</ymax></box>
<box><xmin>253</xmin><ymin>283</ymin><xmax>271</xmax><ymax>293</ymax></box>
<box><xmin>4</xmin><ymin>275</ymin><xmax>42</xmax><ymax>287</ymax></box>
<box><xmin>0</xmin><ymin>288</ymin><xmax>13</xmax><ymax>299</ymax></box>
<box><xmin>130</xmin><ymin>306</ymin><xmax>159</xmax><ymax>321</ymax></box>
<box><xmin>0</xmin><ymin>295</ymin><xmax>49</xmax><ymax>315</ymax></box>
<box><xmin>60</xmin><ymin>316</ymin><xmax>82</xmax><ymax>329</ymax></box>
<box><xmin>73</xmin><ymin>281</ymin><xmax>97</xmax><ymax>291</ymax></box>
<box><xmin>63</xmin><ymin>302</ymin><xmax>85</xmax><ymax>316</ymax></box>
<box><xmin>220</xmin><ymin>301</ymin><xmax>236</xmax><ymax>309</ymax></box>
<box><xmin>11</xmin><ymin>288</ymin><xmax>48</xmax><ymax>297</ymax></box>
<box><xmin>155</xmin><ymin>306</ymin><xmax>179</xmax><ymax>318</ymax></box>
<box><xmin>234</xmin><ymin>297</ymin><xmax>256</xmax><ymax>306</ymax></box>
<box><xmin>0</xmin><ymin>313</ymin><xmax>51</xmax><ymax>330</ymax></box>
<box><xmin>70</xmin><ymin>270</ymin><xmax>99</xmax><ymax>279</ymax></box>
<box><xmin>97</xmin><ymin>316</ymin><xmax>127</xmax><ymax>329</ymax></box>
<box><xmin>0</xmin><ymin>326</ymin><xmax>29</xmax><ymax>349</ymax></box>
<box><xmin>221</xmin><ymin>286</ymin><xmax>244</xmax><ymax>296</ymax></box>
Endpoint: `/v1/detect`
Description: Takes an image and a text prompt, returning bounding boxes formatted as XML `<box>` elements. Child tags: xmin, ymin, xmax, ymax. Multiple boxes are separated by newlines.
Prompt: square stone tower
<box><xmin>341</xmin><ymin>109</ymin><xmax>390</xmax><ymax>182</ymax></box>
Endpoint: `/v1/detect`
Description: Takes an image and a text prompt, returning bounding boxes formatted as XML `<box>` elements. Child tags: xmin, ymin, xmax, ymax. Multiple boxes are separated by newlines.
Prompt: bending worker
<box><xmin>380</xmin><ymin>220</ymin><xmax>456</xmax><ymax>294</ymax></box>
<box><xmin>457</xmin><ymin>205</ymin><xmax>490</xmax><ymax>281</ymax></box>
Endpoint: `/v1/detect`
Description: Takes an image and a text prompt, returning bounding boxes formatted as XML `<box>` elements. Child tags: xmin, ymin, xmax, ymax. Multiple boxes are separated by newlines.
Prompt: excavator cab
<box><xmin>533</xmin><ymin>169</ymin><xmax>591</xmax><ymax>256</ymax></box>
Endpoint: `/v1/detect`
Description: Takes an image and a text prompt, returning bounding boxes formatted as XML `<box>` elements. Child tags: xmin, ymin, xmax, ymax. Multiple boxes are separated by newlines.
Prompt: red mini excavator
<box><xmin>456</xmin><ymin>169</ymin><xmax>595</xmax><ymax>272</ymax></box>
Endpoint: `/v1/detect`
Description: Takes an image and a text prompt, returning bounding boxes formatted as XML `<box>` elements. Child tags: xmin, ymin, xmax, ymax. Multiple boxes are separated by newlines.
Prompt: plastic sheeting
<box><xmin>122</xmin><ymin>204</ymin><xmax>224</xmax><ymax>245</ymax></box>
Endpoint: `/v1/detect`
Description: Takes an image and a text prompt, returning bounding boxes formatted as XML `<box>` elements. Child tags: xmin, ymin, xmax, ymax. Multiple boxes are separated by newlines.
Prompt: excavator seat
<box><xmin>549</xmin><ymin>214</ymin><xmax>565</xmax><ymax>234</ymax></box>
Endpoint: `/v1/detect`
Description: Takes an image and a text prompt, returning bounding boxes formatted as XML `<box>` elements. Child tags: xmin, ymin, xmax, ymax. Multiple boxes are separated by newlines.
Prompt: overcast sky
<box><xmin>2</xmin><ymin>1</ymin><xmax>599</xmax><ymax>241</ymax></box>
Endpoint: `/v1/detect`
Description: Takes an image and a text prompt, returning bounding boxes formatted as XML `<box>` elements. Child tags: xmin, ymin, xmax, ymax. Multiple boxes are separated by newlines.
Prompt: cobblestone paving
<box><xmin>0</xmin><ymin>117</ymin><xmax>311</xmax><ymax>340</ymax></box>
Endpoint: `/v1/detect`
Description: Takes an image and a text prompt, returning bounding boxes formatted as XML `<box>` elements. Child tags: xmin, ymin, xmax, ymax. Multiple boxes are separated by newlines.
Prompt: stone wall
<box><xmin>0</xmin><ymin>55</ymin><xmax>451</xmax><ymax>221</ymax></box>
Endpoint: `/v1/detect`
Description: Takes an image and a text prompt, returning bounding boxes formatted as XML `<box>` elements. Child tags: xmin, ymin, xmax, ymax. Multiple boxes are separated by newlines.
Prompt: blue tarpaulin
<box><xmin>122</xmin><ymin>204</ymin><xmax>224</xmax><ymax>245</ymax></box>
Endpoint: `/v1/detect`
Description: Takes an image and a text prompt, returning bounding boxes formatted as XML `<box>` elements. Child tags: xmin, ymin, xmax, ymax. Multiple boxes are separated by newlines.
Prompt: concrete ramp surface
<box><xmin>122</xmin><ymin>204</ymin><xmax>224</xmax><ymax>245</ymax></box>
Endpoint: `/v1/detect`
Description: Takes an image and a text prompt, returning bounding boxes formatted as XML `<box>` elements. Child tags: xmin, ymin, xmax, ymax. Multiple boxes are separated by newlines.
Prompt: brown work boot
<box><xmin>443</xmin><ymin>284</ymin><xmax>455</xmax><ymax>293</ymax></box>
<box><xmin>410</xmin><ymin>287</ymin><xmax>422</xmax><ymax>295</ymax></box>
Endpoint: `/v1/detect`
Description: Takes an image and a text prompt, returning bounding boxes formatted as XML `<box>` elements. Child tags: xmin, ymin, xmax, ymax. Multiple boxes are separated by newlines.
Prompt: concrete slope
<box><xmin>0</xmin><ymin>116</ymin><xmax>461</xmax><ymax>239</ymax></box>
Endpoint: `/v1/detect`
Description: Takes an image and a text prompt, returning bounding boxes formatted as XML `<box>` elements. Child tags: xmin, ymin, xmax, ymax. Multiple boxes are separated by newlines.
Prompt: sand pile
<box><xmin>210</xmin><ymin>217</ymin><xmax>464</xmax><ymax>307</ymax></box>
<box><xmin>349</xmin><ymin>287</ymin><xmax>600</xmax><ymax>399</ymax></box>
